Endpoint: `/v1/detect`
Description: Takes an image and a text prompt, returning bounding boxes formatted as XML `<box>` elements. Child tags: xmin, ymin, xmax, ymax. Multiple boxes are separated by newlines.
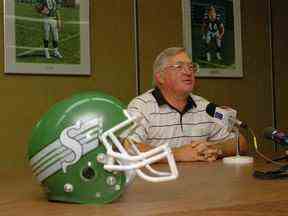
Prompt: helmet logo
<box><xmin>60</xmin><ymin>121</ymin><xmax>83</xmax><ymax>173</ymax></box>
<box><xmin>30</xmin><ymin>117</ymin><xmax>104</xmax><ymax>182</ymax></box>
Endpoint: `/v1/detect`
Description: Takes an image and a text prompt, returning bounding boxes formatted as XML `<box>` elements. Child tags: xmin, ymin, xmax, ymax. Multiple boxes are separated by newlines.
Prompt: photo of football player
<box><xmin>201</xmin><ymin>5</ymin><xmax>225</xmax><ymax>62</ymax></box>
<box><xmin>35</xmin><ymin>0</ymin><xmax>63</xmax><ymax>59</ymax></box>
<box><xmin>6</xmin><ymin>1</ymin><xmax>90</xmax><ymax>74</ymax></box>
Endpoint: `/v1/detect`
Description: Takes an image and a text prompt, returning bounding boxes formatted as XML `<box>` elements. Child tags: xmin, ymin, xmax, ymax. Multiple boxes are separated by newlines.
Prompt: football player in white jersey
<box><xmin>35</xmin><ymin>0</ymin><xmax>63</xmax><ymax>59</ymax></box>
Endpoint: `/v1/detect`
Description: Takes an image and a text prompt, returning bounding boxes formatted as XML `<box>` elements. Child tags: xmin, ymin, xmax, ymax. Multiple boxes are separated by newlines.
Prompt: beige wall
<box><xmin>271</xmin><ymin>1</ymin><xmax>288</xmax><ymax>132</ymax></box>
<box><xmin>0</xmin><ymin>0</ymin><xmax>284</xmax><ymax>168</ymax></box>
<box><xmin>0</xmin><ymin>1</ymin><xmax>136</xmax><ymax>168</ymax></box>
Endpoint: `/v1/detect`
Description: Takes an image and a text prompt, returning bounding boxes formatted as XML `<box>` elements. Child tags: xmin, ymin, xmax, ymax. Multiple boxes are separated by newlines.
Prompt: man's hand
<box><xmin>122</xmin><ymin>139</ymin><xmax>222</xmax><ymax>163</ymax></box>
<box><xmin>57</xmin><ymin>20</ymin><xmax>63</xmax><ymax>32</ymax></box>
<box><xmin>35</xmin><ymin>4</ymin><xmax>49</xmax><ymax>15</ymax></box>
<box><xmin>191</xmin><ymin>141</ymin><xmax>221</xmax><ymax>162</ymax></box>
<box><xmin>202</xmin><ymin>34</ymin><xmax>206</xmax><ymax>40</ymax></box>
<box><xmin>174</xmin><ymin>141</ymin><xmax>221</xmax><ymax>162</ymax></box>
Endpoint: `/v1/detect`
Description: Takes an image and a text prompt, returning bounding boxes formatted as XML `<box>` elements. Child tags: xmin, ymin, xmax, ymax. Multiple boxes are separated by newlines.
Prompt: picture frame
<box><xmin>4</xmin><ymin>0</ymin><xmax>90</xmax><ymax>75</ymax></box>
<box><xmin>182</xmin><ymin>0</ymin><xmax>243</xmax><ymax>77</ymax></box>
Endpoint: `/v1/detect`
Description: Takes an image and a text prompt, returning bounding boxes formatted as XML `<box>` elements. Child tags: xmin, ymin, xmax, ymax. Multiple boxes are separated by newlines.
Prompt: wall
<box><xmin>0</xmin><ymin>0</ymin><xmax>284</xmax><ymax>169</ymax></box>
<box><xmin>271</xmin><ymin>1</ymin><xmax>288</xmax><ymax>132</ymax></box>
<box><xmin>0</xmin><ymin>1</ymin><xmax>136</xmax><ymax>168</ymax></box>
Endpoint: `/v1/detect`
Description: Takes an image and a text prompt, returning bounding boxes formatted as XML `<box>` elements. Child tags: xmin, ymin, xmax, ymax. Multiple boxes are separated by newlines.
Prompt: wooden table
<box><xmin>1</xmin><ymin>159</ymin><xmax>288</xmax><ymax>216</ymax></box>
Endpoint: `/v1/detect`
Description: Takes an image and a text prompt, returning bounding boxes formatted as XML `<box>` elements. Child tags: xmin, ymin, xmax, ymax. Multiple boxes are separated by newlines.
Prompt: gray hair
<box><xmin>152</xmin><ymin>47</ymin><xmax>186</xmax><ymax>86</ymax></box>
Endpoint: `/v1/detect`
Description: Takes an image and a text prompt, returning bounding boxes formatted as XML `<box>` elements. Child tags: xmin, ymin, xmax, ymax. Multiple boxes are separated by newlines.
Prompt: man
<box><xmin>35</xmin><ymin>0</ymin><xmax>63</xmax><ymax>59</ymax></box>
<box><xmin>201</xmin><ymin>5</ymin><xmax>224</xmax><ymax>62</ymax></box>
<box><xmin>126</xmin><ymin>47</ymin><xmax>247</xmax><ymax>162</ymax></box>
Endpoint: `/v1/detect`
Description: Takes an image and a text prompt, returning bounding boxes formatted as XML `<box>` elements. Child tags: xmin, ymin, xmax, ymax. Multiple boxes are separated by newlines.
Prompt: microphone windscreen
<box><xmin>206</xmin><ymin>103</ymin><xmax>217</xmax><ymax>117</ymax></box>
<box><xmin>263</xmin><ymin>127</ymin><xmax>276</xmax><ymax>140</ymax></box>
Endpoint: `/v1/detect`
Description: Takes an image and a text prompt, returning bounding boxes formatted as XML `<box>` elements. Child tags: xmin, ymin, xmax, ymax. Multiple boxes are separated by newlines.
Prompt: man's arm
<box><xmin>123</xmin><ymin>132</ymin><xmax>248</xmax><ymax>163</ymax></box>
<box><xmin>201</xmin><ymin>20</ymin><xmax>208</xmax><ymax>39</ymax></box>
<box><xmin>169</xmin><ymin>131</ymin><xmax>249</xmax><ymax>161</ymax></box>
<box><xmin>123</xmin><ymin>139</ymin><xmax>219</xmax><ymax>162</ymax></box>
<box><xmin>56</xmin><ymin>6</ymin><xmax>63</xmax><ymax>31</ymax></box>
<box><xmin>212</xmin><ymin>133</ymin><xmax>248</xmax><ymax>158</ymax></box>
<box><xmin>218</xmin><ymin>23</ymin><xmax>225</xmax><ymax>39</ymax></box>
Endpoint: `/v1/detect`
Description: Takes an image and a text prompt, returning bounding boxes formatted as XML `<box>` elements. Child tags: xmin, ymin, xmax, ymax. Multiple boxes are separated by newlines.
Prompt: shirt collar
<box><xmin>151</xmin><ymin>87</ymin><xmax>197</xmax><ymax>112</ymax></box>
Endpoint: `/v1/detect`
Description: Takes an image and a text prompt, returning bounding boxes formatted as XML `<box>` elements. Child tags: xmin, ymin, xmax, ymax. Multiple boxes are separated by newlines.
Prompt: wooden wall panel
<box><xmin>0</xmin><ymin>0</ymin><xmax>135</xmax><ymax>168</ymax></box>
<box><xmin>271</xmin><ymin>1</ymin><xmax>288</xmax><ymax>132</ymax></box>
<box><xmin>138</xmin><ymin>0</ymin><xmax>183</xmax><ymax>92</ymax></box>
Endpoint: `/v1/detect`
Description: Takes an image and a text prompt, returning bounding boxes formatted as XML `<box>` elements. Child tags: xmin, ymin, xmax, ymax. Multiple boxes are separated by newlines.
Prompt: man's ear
<box><xmin>155</xmin><ymin>72</ymin><xmax>164</xmax><ymax>85</ymax></box>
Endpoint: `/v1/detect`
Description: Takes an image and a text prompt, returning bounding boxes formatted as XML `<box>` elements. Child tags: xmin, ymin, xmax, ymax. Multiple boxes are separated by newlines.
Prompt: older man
<box><xmin>127</xmin><ymin>47</ymin><xmax>247</xmax><ymax>162</ymax></box>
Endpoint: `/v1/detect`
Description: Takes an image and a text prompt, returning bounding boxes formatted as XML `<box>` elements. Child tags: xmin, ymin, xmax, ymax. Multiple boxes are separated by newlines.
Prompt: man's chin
<box><xmin>178</xmin><ymin>87</ymin><xmax>194</xmax><ymax>96</ymax></box>
<box><xmin>184</xmin><ymin>85</ymin><xmax>194</xmax><ymax>93</ymax></box>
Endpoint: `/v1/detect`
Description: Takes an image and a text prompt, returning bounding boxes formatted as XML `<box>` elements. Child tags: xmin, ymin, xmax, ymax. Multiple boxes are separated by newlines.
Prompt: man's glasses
<box><xmin>164</xmin><ymin>62</ymin><xmax>199</xmax><ymax>74</ymax></box>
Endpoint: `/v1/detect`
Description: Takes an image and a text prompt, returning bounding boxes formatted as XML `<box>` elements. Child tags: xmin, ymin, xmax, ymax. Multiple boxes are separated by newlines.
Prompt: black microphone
<box><xmin>206</xmin><ymin>103</ymin><xmax>247</xmax><ymax>128</ymax></box>
<box><xmin>263</xmin><ymin>127</ymin><xmax>288</xmax><ymax>146</ymax></box>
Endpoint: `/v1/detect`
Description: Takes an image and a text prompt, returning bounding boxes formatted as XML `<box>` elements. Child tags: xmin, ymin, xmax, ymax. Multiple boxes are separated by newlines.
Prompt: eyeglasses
<box><xmin>164</xmin><ymin>62</ymin><xmax>199</xmax><ymax>74</ymax></box>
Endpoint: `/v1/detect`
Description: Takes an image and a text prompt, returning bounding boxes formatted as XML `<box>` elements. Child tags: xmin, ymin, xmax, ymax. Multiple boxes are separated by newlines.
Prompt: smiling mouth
<box><xmin>183</xmin><ymin>80</ymin><xmax>193</xmax><ymax>84</ymax></box>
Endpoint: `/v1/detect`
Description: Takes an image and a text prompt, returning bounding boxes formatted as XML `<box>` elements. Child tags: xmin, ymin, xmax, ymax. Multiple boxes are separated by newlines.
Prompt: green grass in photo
<box><xmin>15</xmin><ymin>3</ymin><xmax>80</xmax><ymax>64</ymax></box>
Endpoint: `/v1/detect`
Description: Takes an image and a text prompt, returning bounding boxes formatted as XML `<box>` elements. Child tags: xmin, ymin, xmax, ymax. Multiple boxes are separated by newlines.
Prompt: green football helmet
<box><xmin>28</xmin><ymin>91</ymin><xmax>178</xmax><ymax>204</ymax></box>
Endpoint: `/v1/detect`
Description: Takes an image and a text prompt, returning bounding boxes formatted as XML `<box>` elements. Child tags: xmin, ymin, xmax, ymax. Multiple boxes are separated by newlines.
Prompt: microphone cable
<box><xmin>247</xmin><ymin>126</ymin><xmax>284</xmax><ymax>166</ymax></box>
<box><xmin>205</xmin><ymin>102</ymin><xmax>288</xmax><ymax>178</ymax></box>
<box><xmin>246</xmin><ymin>126</ymin><xmax>288</xmax><ymax>179</ymax></box>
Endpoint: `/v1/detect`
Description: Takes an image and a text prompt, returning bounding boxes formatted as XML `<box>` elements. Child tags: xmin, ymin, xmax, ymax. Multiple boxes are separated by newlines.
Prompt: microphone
<box><xmin>206</xmin><ymin>103</ymin><xmax>247</xmax><ymax>128</ymax></box>
<box><xmin>263</xmin><ymin>127</ymin><xmax>288</xmax><ymax>146</ymax></box>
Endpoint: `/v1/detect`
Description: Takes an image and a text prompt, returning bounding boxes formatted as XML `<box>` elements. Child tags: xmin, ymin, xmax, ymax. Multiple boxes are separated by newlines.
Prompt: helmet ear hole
<box><xmin>81</xmin><ymin>166</ymin><xmax>96</xmax><ymax>181</ymax></box>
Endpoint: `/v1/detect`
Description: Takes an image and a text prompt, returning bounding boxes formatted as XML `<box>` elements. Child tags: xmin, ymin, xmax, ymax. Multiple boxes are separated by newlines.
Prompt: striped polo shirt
<box><xmin>127</xmin><ymin>88</ymin><xmax>233</xmax><ymax>148</ymax></box>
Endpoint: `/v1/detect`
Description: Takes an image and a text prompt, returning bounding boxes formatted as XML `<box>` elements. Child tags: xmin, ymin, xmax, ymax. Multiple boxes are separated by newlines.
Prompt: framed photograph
<box><xmin>4</xmin><ymin>0</ymin><xmax>90</xmax><ymax>75</ymax></box>
<box><xmin>182</xmin><ymin>0</ymin><xmax>243</xmax><ymax>77</ymax></box>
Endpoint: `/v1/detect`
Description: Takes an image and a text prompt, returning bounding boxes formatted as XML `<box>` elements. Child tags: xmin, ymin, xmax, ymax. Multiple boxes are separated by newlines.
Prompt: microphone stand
<box><xmin>222</xmin><ymin>126</ymin><xmax>254</xmax><ymax>165</ymax></box>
